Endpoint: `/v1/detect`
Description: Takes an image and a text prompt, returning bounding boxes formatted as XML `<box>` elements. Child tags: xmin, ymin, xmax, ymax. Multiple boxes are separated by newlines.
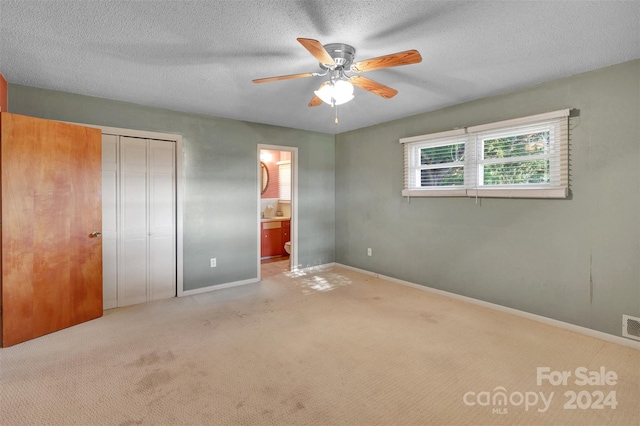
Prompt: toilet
<box><xmin>284</xmin><ymin>241</ymin><xmax>291</xmax><ymax>254</ymax></box>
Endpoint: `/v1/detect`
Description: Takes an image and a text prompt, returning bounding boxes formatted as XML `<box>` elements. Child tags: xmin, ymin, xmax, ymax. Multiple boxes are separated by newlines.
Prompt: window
<box><xmin>401</xmin><ymin>109</ymin><xmax>570</xmax><ymax>198</ymax></box>
<box><xmin>278</xmin><ymin>161</ymin><xmax>291</xmax><ymax>200</ymax></box>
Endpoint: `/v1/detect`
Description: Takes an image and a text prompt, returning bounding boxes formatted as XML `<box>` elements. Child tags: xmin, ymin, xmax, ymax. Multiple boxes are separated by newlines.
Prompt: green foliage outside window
<box><xmin>420</xmin><ymin>143</ymin><xmax>464</xmax><ymax>187</ymax></box>
<box><xmin>482</xmin><ymin>131</ymin><xmax>550</xmax><ymax>185</ymax></box>
<box><xmin>416</xmin><ymin>130</ymin><xmax>551</xmax><ymax>188</ymax></box>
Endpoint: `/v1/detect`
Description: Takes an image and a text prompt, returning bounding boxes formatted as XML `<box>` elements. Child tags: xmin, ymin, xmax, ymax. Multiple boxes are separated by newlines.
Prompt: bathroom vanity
<box><xmin>260</xmin><ymin>218</ymin><xmax>290</xmax><ymax>258</ymax></box>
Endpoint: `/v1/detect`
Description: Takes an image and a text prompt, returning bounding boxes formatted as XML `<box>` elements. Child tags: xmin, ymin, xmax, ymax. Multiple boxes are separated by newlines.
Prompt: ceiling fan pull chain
<box><xmin>335</xmin><ymin>104</ymin><xmax>339</xmax><ymax>125</ymax></box>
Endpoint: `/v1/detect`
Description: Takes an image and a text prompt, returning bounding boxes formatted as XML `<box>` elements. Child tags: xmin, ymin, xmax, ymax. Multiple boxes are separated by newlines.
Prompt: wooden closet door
<box><xmin>1</xmin><ymin>112</ymin><xmax>103</xmax><ymax>347</ymax></box>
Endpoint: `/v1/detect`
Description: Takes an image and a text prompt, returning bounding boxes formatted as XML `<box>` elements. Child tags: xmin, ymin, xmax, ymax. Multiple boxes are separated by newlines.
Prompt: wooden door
<box><xmin>1</xmin><ymin>112</ymin><xmax>103</xmax><ymax>347</ymax></box>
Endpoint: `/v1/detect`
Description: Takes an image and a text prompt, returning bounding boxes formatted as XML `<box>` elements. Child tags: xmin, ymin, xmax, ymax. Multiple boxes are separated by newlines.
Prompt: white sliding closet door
<box><xmin>120</xmin><ymin>137</ymin><xmax>149</xmax><ymax>306</ymax></box>
<box><xmin>102</xmin><ymin>135</ymin><xmax>176</xmax><ymax>309</ymax></box>
<box><xmin>102</xmin><ymin>135</ymin><xmax>119</xmax><ymax>309</ymax></box>
<box><xmin>147</xmin><ymin>140</ymin><xmax>177</xmax><ymax>301</ymax></box>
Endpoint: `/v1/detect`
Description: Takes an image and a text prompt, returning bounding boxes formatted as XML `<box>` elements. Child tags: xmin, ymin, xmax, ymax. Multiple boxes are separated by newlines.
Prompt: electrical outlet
<box><xmin>210</xmin><ymin>258</ymin><xmax>217</xmax><ymax>268</ymax></box>
<box><xmin>367</xmin><ymin>248</ymin><xmax>372</xmax><ymax>256</ymax></box>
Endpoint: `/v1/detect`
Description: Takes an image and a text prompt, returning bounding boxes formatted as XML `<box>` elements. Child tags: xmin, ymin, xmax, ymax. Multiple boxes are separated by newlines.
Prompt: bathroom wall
<box><xmin>260</xmin><ymin>199</ymin><xmax>280</xmax><ymax>217</ymax></box>
<box><xmin>8</xmin><ymin>84</ymin><xmax>336</xmax><ymax>290</ymax></box>
<box><xmin>335</xmin><ymin>59</ymin><xmax>640</xmax><ymax>338</ymax></box>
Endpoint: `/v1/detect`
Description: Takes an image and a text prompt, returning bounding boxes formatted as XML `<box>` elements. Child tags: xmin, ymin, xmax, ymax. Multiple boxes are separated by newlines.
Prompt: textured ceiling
<box><xmin>1</xmin><ymin>1</ymin><xmax>639</xmax><ymax>134</ymax></box>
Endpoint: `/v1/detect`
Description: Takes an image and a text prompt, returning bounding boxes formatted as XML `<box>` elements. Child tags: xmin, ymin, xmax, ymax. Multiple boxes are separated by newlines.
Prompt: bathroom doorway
<box><xmin>257</xmin><ymin>145</ymin><xmax>298</xmax><ymax>280</ymax></box>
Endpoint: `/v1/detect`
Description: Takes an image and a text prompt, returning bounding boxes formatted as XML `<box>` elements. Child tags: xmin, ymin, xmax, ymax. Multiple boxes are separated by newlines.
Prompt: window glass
<box><xmin>480</xmin><ymin>129</ymin><xmax>551</xmax><ymax>186</ymax></box>
<box><xmin>421</xmin><ymin>166</ymin><xmax>464</xmax><ymax>187</ymax></box>
<box><xmin>483</xmin><ymin>131</ymin><xmax>549</xmax><ymax>160</ymax></box>
<box><xmin>483</xmin><ymin>160</ymin><xmax>550</xmax><ymax>185</ymax></box>
<box><xmin>415</xmin><ymin>142</ymin><xmax>465</xmax><ymax>187</ymax></box>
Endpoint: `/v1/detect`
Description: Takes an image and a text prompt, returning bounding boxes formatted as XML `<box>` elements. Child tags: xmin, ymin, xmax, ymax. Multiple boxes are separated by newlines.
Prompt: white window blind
<box><xmin>278</xmin><ymin>161</ymin><xmax>291</xmax><ymax>200</ymax></box>
<box><xmin>400</xmin><ymin>109</ymin><xmax>570</xmax><ymax>198</ymax></box>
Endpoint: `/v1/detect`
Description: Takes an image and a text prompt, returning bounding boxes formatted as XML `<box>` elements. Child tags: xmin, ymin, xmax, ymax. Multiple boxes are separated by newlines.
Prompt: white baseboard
<box><xmin>179</xmin><ymin>277</ymin><xmax>259</xmax><ymax>297</ymax></box>
<box><xmin>334</xmin><ymin>263</ymin><xmax>640</xmax><ymax>350</ymax></box>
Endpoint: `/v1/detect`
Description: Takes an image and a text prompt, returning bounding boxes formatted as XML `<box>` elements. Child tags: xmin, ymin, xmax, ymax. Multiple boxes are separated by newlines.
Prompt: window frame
<box><xmin>412</xmin><ymin>137</ymin><xmax>466</xmax><ymax>189</ymax></box>
<box><xmin>400</xmin><ymin>109</ymin><xmax>570</xmax><ymax>199</ymax></box>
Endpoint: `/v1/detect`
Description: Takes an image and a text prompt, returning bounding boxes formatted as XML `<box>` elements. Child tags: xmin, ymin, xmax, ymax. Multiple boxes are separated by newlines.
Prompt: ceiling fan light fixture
<box><xmin>334</xmin><ymin>79</ymin><xmax>354</xmax><ymax>98</ymax></box>
<box><xmin>314</xmin><ymin>79</ymin><xmax>354</xmax><ymax>106</ymax></box>
<box><xmin>313</xmin><ymin>84</ymin><xmax>333</xmax><ymax>105</ymax></box>
<box><xmin>334</xmin><ymin>94</ymin><xmax>354</xmax><ymax>106</ymax></box>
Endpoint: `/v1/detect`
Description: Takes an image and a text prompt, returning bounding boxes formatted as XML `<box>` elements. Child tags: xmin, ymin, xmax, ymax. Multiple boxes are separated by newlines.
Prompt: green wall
<box><xmin>335</xmin><ymin>60</ymin><xmax>640</xmax><ymax>337</ymax></box>
<box><xmin>8</xmin><ymin>84</ymin><xmax>336</xmax><ymax>291</ymax></box>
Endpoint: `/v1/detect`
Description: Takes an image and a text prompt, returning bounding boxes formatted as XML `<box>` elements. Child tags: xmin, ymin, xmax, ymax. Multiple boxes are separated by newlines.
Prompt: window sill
<box><xmin>402</xmin><ymin>186</ymin><xmax>568</xmax><ymax>199</ymax></box>
<box><xmin>402</xmin><ymin>188</ymin><xmax>467</xmax><ymax>197</ymax></box>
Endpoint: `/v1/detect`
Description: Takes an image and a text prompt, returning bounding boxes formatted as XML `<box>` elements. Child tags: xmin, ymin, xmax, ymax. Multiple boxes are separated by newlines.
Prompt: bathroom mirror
<box><xmin>260</xmin><ymin>161</ymin><xmax>269</xmax><ymax>194</ymax></box>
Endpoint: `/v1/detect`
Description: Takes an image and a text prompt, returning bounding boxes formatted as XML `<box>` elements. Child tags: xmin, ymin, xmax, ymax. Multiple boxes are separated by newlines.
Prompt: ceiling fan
<box><xmin>253</xmin><ymin>38</ymin><xmax>422</xmax><ymax>123</ymax></box>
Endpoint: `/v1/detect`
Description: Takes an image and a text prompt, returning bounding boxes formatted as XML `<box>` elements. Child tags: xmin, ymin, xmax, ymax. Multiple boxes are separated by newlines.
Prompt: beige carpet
<box><xmin>0</xmin><ymin>265</ymin><xmax>638</xmax><ymax>425</ymax></box>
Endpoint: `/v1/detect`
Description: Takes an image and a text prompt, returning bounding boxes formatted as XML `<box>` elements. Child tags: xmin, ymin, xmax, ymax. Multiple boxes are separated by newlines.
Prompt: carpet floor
<box><xmin>0</xmin><ymin>265</ymin><xmax>638</xmax><ymax>425</ymax></box>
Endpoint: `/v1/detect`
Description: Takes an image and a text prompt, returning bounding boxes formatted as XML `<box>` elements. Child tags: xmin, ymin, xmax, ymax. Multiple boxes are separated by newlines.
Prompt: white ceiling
<box><xmin>1</xmin><ymin>1</ymin><xmax>639</xmax><ymax>134</ymax></box>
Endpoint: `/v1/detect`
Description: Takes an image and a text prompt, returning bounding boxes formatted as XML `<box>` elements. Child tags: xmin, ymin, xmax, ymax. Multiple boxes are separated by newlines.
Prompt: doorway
<box><xmin>257</xmin><ymin>145</ymin><xmax>298</xmax><ymax>280</ymax></box>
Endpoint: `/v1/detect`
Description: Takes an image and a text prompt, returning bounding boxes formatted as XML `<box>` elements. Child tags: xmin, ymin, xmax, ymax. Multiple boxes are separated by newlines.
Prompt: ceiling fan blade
<box><xmin>252</xmin><ymin>72</ymin><xmax>315</xmax><ymax>84</ymax></box>
<box><xmin>308</xmin><ymin>94</ymin><xmax>323</xmax><ymax>107</ymax></box>
<box><xmin>297</xmin><ymin>38</ymin><xmax>335</xmax><ymax>66</ymax></box>
<box><xmin>351</xmin><ymin>49</ymin><xmax>422</xmax><ymax>73</ymax></box>
<box><xmin>349</xmin><ymin>75</ymin><xmax>398</xmax><ymax>99</ymax></box>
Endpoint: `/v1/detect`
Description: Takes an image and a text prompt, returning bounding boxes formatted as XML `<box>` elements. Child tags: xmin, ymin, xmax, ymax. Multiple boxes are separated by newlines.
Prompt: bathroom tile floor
<box><xmin>261</xmin><ymin>257</ymin><xmax>290</xmax><ymax>279</ymax></box>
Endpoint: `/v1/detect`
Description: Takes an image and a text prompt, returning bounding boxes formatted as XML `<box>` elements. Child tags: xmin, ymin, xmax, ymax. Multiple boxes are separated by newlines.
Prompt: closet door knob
<box><xmin>90</xmin><ymin>231</ymin><xmax>102</xmax><ymax>238</ymax></box>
